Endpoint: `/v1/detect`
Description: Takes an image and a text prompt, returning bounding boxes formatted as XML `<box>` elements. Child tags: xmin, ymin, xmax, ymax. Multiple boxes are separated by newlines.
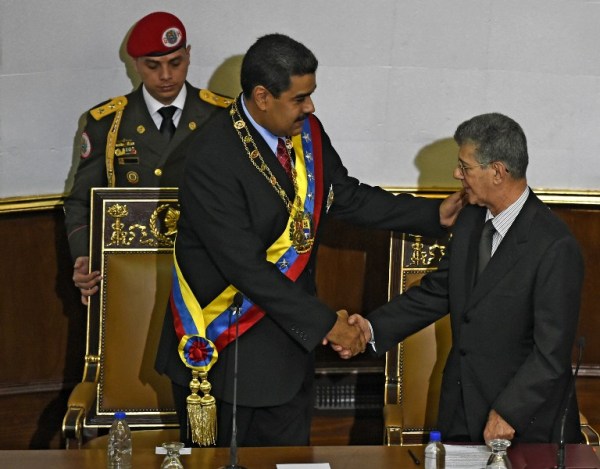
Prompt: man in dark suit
<box><xmin>64</xmin><ymin>11</ymin><xmax>230</xmax><ymax>304</ymax></box>
<box><xmin>343</xmin><ymin>113</ymin><xmax>584</xmax><ymax>444</ymax></box>
<box><xmin>155</xmin><ymin>33</ymin><xmax>465</xmax><ymax>447</ymax></box>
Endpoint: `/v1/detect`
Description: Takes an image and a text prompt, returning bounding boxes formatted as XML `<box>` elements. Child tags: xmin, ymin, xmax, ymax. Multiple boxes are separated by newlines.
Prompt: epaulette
<box><xmin>199</xmin><ymin>89</ymin><xmax>234</xmax><ymax>108</ymax></box>
<box><xmin>90</xmin><ymin>96</ymin><xmax>128</xmax><ymax>121</ymax></box>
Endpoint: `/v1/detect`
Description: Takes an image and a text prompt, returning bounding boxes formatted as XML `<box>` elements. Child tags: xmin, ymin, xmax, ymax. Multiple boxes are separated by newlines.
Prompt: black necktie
<box><xmin>477</xmin><ymin>219</ymin><xmax>496</xmax><ymax>277</ymax></box>
<box><xmin>158</xmin><ymin>106</ymin><xmax>177</xmax><ymax>141</ymax></box>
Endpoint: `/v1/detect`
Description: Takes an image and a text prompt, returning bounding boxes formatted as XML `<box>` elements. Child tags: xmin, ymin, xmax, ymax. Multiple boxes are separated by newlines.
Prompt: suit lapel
<box><xmin>128</xmin><ymin>87</ymin><xmax>170</xmax><ymax>157</ymax></box>
<box><xmin>130</xmin><ymin>83</ymin><xmax>200</xmax><ymax>167</ymax></box>
<box><xmin>467</xmin><ymin>192</ymin><xmax>539</xmax><ymax>307</ymax></box>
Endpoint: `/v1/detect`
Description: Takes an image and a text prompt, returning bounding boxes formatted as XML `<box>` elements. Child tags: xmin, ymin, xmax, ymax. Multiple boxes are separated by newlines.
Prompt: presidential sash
<box><xmin>170</xmin><ymin>114</ymin><xmax>324</xmax><ymax>445</ymax></box>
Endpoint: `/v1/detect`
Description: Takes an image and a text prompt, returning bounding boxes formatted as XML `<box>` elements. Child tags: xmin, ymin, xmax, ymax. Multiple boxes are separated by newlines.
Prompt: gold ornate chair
<box><xmin>382</xmin><ymin>232</ymin><xmax>599</xmax><ymax>446</ymax></box>
<box><xmin>383</xmin><ymin>233</ymin><xmax>450</xmax><ymax>446</ymax></box>
<box><xmin>62</xmin><ymin>188</ymin><xmax>180</xmax><ymax>448</ymax></box>
<box><xmin>580</xmin><ymin>412</ymin><xmax>600</xmax><ymax>445</ymax></box>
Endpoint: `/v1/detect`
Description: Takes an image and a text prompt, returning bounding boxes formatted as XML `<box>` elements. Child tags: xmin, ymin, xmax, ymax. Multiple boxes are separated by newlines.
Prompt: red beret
<box><xmin>126</xmin><ymin>12</ymin><xmax>186</xmax><ymax>58</ymax></box>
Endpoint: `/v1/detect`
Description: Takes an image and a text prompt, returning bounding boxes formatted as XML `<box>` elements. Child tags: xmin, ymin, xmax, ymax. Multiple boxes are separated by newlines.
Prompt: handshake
<box><xmin>322</xmin><ymin>310</ymin><xmax>372</xmax><ymax>359</ymax></box>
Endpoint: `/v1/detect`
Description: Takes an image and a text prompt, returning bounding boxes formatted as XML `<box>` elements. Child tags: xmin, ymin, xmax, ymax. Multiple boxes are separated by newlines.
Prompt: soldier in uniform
<box><xmin>64</xmin><ymin>11</ymin><xmax>231</xmax><ymax>305</ymax></box>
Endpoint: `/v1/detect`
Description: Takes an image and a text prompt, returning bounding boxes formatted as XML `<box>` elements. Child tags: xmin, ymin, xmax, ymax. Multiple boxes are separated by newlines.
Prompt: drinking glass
<box><xmin>486</xmin><ymin>439</ymin><xmax>512</xmax><ymax>469</ymax></box>
<box><xmin>160</xmin><ymin>441</ymin><xmax>185</xmax><ymax>469</ymax></box>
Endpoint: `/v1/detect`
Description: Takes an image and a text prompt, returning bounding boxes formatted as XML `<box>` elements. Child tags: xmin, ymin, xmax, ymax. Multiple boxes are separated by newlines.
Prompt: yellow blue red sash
<box><xmin>170</xmin><ymin>115</ymin><xmax>324</xmax><ymax>372</ymax></box>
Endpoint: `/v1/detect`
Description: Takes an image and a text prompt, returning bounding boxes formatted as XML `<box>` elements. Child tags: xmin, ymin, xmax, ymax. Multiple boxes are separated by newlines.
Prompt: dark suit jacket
<box><xmin>64</xmin><ymin>82</ymin><xmax>219</xmax><ymax>259</ymax></box>
<box><xmin>155</xmin><ymin>96</ymin><xmax>448</xmax><ymax>408</ymax></box>
<box><xmin>369</xmin><ymin>191</ymin><xmax>584</xmax><ymax>443</ymax></box>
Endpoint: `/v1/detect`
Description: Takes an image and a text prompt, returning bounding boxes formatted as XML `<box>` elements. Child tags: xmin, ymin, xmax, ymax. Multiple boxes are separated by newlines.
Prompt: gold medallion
<box><xmin>289</xmin><ymin>211</ymin><xmax>314</xmax><ymax>254</ymax></box>
<box><xmin>189</xmin><ymin>121</ymin><xmax>197</xmax><ymax>130</ymax></box>
<box><xmin>137</xmin><ymin>125</ymin><xmax>145</xmax><ymax>134</ymax></box>
<box><xmin>126</xmin><ymin>171</ymin><xmax>139</xmax><ymax>184</ymax></box>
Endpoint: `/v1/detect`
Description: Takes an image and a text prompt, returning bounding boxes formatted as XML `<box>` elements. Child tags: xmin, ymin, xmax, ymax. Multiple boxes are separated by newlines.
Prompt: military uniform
<box><xmin>64</xmin><ymin>83</ymin><xmax>231</xmax><ymax>259</ymax></box>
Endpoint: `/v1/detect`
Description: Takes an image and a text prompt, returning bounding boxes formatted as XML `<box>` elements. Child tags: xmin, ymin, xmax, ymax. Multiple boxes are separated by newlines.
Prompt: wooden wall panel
<box><xmin>0</xmin><ymin>210</ymin><xmax>86</xmax><ymax>449</ymax></box>
<box><xmin>553</xmin><ymin>207</ymin><xmax>600</xmax><ymax>369</ymax></box>
<box><xmin>0</xmin><ymin>211</ymin><xmax>85</xmax><ymax>387</ymax></box>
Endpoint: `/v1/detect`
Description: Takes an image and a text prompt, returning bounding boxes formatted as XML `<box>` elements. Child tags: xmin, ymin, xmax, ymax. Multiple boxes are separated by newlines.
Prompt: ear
<box><xmin>252</xmin><ymin>86</ymin><xmax>270</xmax><ymax>112</ymax></box>
<box><xmin>492</xmin><ymin>161</ymin><xmax>509</xmax><ymax>182</ymax></box>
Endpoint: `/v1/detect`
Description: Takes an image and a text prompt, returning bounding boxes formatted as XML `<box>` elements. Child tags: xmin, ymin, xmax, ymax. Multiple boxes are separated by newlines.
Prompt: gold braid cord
<box><xmin>89</xmin><ymin>95</ymin><xmax>127</xmax><ymax>187</ymax></box>
<box><xmin>187</xmin><ymin>370</ymin><xmax>217</xmax><ymax>446</ymax></box>
<box><xmin>105</xmin><ymin>108</ymin><xmax>124</xmax><ymax>187</ymax></box>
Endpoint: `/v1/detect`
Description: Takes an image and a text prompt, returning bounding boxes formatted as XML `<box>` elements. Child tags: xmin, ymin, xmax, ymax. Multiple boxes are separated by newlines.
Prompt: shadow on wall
<box><xmin>119</xmin><ymin>23</ymin><xmax>141</xmax><ymax>89</ymax></box>
<box><xmin>208</xmin><ymin>55</ymin><xmax>243</xmax><ymax>99</ymax></box>
<box><xmin>414</xmin><ymin>137</ymin><xmax>462</xmax><ymax>189</ymax></box>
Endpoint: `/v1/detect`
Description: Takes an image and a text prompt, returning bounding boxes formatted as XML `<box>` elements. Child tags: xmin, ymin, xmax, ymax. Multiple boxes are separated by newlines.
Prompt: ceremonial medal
<box><xmin>289</xmin><ymin>210</ymin><xmax>314</xmax><ymax>253</ymax></box>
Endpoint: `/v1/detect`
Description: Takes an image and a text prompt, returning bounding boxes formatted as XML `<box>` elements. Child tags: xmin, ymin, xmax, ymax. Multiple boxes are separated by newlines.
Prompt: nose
<box><xmin>453</xmin><ymin>166</ymin><xmax>464</xmax><ymax>181</ymax></box>
<box><xmin>303</xmin><ymin>96</ymin><xmax>315</xmax><ymax>114</ymax></box>
<box><xmin>159</xmin><ymin>63</ymin><xmax>172</xmax><ymax>81</ymax></box>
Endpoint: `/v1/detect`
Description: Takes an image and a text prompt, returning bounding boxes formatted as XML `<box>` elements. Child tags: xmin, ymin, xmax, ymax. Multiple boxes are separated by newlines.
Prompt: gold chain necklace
<box><xmin>230</xmin><ymin>100</ymin><xmax>314</xmax><ymax>253</ymax></box>
<box><xmin>229</xmin><ymin>100</ymin><xmax>302</xmax><ymax>213</ymax></box>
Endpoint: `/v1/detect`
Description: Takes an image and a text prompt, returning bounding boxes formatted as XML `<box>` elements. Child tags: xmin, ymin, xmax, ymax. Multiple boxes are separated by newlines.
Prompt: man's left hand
<box><xmin>484</xmin><ymin>409</ymin><xmax>515</xmax><ymax>443</ymax></box>
<box><xmin>440</xmin><ymin>189</ymin><xmax>467</xmax><ymax>227</ymax></box>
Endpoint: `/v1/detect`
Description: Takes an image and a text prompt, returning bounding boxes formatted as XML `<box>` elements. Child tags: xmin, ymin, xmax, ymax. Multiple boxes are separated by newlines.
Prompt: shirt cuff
<box><xmin>367</xmin><ymin>320</ymin><xmax>377</xmax><ymax>352</ymax></box>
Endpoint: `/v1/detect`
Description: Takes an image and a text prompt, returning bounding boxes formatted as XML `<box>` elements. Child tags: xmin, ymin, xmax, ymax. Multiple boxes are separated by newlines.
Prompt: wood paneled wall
<box><xmin>0</xmin><ymin>208</ymin><xmax>87</xmax><ymax>449</ymax></box>
<box><xmin>0</xmin><ymin>196</ymin><xmax>598</xmax><ymax>449</ymax></box>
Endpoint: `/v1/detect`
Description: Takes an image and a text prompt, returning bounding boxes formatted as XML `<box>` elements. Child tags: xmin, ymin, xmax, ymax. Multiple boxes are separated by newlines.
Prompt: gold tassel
<box><xmin>187</xmin><ymin>370</ymin><xmax>217</xmax><ymax>446</ymax></box>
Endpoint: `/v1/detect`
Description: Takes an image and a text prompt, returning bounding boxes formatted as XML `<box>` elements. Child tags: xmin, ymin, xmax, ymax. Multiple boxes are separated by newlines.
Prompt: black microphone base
<box><xmin>217</xmin><ymin>465</ymin><xmax>247</xmax><ymax>469</ymax></box>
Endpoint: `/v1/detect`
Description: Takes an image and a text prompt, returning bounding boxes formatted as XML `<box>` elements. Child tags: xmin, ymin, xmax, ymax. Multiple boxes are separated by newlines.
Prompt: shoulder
<box><xmin>527</xmin><ymin>192</ymin><xmax>573</xmax><ymax>237</ymax></box>
<box><xmin>198</xmin><ymin>89</ymin><xmax>234</xmax><ymax>109</ymax></box>
<box><xmin>184</xmin><ymin>83</ymin><xmax>234</xmax><ymax>109</ymax></box>
<box><xmin>88</xmin><ymin>95</ymin><xmax>129</xmax><ymax>121</ymax></box>
<box><xmin>176</xmin><ymin>105</ymin><xmax>232</xmax><ymax>151</ymax></box>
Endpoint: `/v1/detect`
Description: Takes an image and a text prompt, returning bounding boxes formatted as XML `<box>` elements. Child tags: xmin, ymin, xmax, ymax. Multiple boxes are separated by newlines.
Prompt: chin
<box><xmin>466</xmin><ymin>194</ymin><xmax>480</xmax><ymax>206</ymax></box>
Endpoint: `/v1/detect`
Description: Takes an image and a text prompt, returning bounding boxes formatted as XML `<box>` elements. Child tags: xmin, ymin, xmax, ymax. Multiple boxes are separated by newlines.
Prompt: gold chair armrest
<box><xmin>580</xmin><ymin>411</ymin><xmax>600</xmax><ymax>446</ymax></box>
<box><xmin>383</xmin><ymin>403</ymin><xmax>403</xmax><ymax>446</ymax></box>
<box><xmin>62</xmin><ymin>382</ymin><xmax>97</xmax><ymax>449</ymax></box>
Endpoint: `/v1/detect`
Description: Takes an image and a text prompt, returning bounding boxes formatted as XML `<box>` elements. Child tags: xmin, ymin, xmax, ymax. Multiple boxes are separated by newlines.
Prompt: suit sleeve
<box><xmin>369</xmin><ymin>249</ymin><xmax>451</xmax><ymax>354</ymax></box>
<box><xmin>491</xmin><ymin>235</ymin><xmax>583</xmax><ymax>434</ymax></box>
<box><xmin>63</xmin><ymin>114</ymin><xmax>110</xmax><ymax>260</ymax></box>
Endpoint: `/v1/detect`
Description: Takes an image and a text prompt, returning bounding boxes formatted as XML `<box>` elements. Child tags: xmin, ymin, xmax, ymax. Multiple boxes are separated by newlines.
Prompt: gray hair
<box><xmin>454</xmin><ymin>112</ymin><xmax>528</xmax><ymax>179</ymax></box>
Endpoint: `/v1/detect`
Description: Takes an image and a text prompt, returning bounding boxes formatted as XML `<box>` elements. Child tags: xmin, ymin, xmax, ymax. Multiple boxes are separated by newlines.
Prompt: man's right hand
<box><xmin>72</xmin><ymin>256</ymin><xmax>102</xmax><ymax>305</ymax></box>
<box><xmin>439</xmin><ymin>189</ymin><xmax>467</xmax><ymax>227</ymax></box>
<box><xmin>325</xmin><ymin>310</ymin><xmax>366</xmax><ymax>357</ymax></box>
<box><xmin>330</xmin><ymin>313</ymin><xmax>373</xmax><ymax>359</ymax></box>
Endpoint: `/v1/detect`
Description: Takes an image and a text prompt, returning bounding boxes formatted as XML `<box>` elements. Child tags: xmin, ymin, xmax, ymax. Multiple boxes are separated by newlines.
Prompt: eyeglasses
<box><xmin>456</xmin><ymin>160</ymin><xmax>486</xmax><ymax>175</ymax></box>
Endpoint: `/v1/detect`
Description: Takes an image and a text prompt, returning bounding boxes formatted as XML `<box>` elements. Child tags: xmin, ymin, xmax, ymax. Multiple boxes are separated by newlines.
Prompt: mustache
<box><xmin>296</xmin><ymin>115</ymin><xmax>307</xmax><ymax>122</ymax></box>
